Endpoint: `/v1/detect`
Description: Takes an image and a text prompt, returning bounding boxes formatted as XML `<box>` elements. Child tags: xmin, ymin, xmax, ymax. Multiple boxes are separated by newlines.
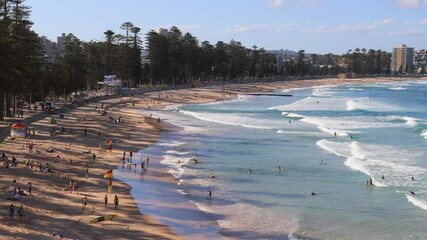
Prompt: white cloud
<box><xmin>268</xmin><ymin>0</ymin><xmax>318</xmax><ymax>9</ymax></box>
<box><xmin>268</xmin><ymin>0</ymin><xmax>284</xmax><ymax>8</ymax></box>
<box><xmin>314</xmin><ymin>25</ymin><xmax>331</xmax><ymax>33</ymax></box>
<box><xmin>395</xmin><ymin>0</ymin><xmax>427</xmax><ymax>8</ymax></box>
<box><xmin>275</xmin><ymin>22</ymin><xmax>296</xmax><ymax>32</ymax></box>
<box><xmin>179</xmin><ymin>25</ymin><xmax>202</xmax><ymax>32</ymax></box>
<box><xmin>226</xmin><ymin>24</ymin><xmax>269</xmax><ymax>33</ymax></box>
<box><xmin>389</xmin><ymin>27</ymin><xmax>427</xmax><ymax>35</ymax></box>
<box><xmin>338</xmin><ymin>18</ymin><xmax>394</xmax><ymax>32</ymax></box>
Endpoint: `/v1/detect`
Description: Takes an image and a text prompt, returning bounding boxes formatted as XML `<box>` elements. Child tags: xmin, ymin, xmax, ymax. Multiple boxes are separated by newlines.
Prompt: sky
<box><xmin>25</xmin><ymin>0</ymin><xmax>427</xmax><ymax>54</ymax></box>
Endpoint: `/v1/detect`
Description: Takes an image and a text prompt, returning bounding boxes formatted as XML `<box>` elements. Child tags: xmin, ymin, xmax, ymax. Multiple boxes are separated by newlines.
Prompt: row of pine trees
<box><xmin>0</xmin><ymin>0</ymin><xmax>395</xmax><ymax>121</ymax></box>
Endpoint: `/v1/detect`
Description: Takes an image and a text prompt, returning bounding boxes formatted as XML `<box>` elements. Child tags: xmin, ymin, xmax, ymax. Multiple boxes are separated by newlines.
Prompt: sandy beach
<box><xmin>1</xmin><ymin>76</ymin><xmax>426</xmax><ymax>239</ymax></box>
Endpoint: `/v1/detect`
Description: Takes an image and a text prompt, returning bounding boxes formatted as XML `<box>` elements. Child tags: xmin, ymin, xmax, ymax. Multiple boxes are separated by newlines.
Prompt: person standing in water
<box><xmin>207</xmin><ymin>191</ymin><xmax>212</xmax><ymax>200</ymax></box>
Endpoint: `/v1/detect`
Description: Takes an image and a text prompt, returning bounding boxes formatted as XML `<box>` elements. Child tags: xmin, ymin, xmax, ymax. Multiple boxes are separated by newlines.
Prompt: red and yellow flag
<box><xmin>104</xmin><ymin>169</ymin><xmax>113</xmax><ymax>178</ymax></box>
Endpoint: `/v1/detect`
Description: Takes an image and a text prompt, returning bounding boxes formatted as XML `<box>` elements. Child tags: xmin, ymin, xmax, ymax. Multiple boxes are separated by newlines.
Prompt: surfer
<box><xmin>334</xmin><ymin>132</ymin><xmax>337</xmax><ymax>137</ymax></box>
<box><xmin>320</xmin><ymin>160</ymin><xmax>326</xmax><ymax>165</ymax></box>
<box><xmin>193</xmin><ymin>158</ymin><xmax>199</xmax><ymax>164</ymax></box>
<box><xmin>412</xmin><ymin>176</ymin><xmax>415</xmax><ymax>181</ymax></box>
<box><xmin>248</xmin><ymin>169</ymin><xmax>252</xmax><ymax>175</ymax></box>
<box><xmin>211</xmin><ymin>173</ymin><xmax>215</xmax><ymax>178</ymax></box>
<box><xmin>381</xmin><ymin>175</ymin><xmax>385</xmax><ymax>180</ymax></box>
<box><xmin>410</xmin><ymin>191</ymin><xmax>416</xmax><ymax>195</ymax></box>
<box><xmin>311</xmin><ymin>192</ymin><xmax>317</xmax><ymax>196</ymax></box>
<box><xmin>278</xmin><ymin>165</ymin><xmax>282</xmax><ymax>172</ymax></box>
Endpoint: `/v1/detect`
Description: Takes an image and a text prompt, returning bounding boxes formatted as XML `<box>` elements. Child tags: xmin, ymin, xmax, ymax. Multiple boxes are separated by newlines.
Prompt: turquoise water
<box><xmin>135</xmin><ymin>81</ymin><xmax>427</xmax><ymax>239</ymax></box>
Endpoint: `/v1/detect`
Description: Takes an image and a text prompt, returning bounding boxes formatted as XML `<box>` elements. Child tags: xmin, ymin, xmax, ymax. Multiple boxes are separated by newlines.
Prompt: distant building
<box><xmin>40</xmin><ymin>36</ymin><xmax>56</xmax><ymax>63</ymax></box>
<box><xmin>56</xmin><ymin>33</ymin><xmax>67</xmax><ymax>52</ymax></box>
<box><xmin>392</xmin><ymin>44</ymin><xmax>414</xmax><ymax>73</ymax></box>
<box><xmin>156</xmin><ymin>28</ymin><xmax>173</xmax><ymax>37</ymax></box>
<box><xmin>414</xmin><ymin>49</ymin><xmax>426</xmax><ymax>74</ymax></box>
<box><xmin>39</xmin><ymin>33</ymin><xmax>69</xmax><ymax>64</ymax></box>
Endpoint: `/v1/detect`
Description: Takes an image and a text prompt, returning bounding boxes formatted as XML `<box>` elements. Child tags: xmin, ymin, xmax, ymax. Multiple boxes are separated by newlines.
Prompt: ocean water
<box><xmin>121</xmin><ymin>80</ymin><xmax>427</xmax><ymax>239</ymax></box>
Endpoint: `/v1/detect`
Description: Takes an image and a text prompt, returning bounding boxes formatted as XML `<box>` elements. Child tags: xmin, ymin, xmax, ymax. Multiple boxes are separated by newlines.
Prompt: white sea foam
<box><xmin>317</xmin><ymin>140</ymin><xmax>426</xmax><ymax>188</ymax></box>
<box><xmin>406</xmin><ymin>194</ymin><xmax>427</xmax><ymax>211</ymax></box>
<box><xmin>421</xmin><ymin>130</ymin><xmax>427</xmax><ymax>139</ymax></box>
<box><xmin>346</xmin><ymin>98</ymin><xmax>403</xmax><ymax>112</ymax></box>
<box><xmin>271</xmin><ymin>96</ymin><xmax>348</xmax><ymax>112</ymax></box>
<box><xmin>389</xmin><ymin>87</ymin><xmax>407</xmax><ymax>91</ymax></box>
<box><xmin>402</xmin><ymin>116</ymin><xmax>418</xmax><ymax>127</ymax></box>
<box><xmin>287</xmin><ymin>113</ymin><xmax>306</xmax><ymax>118</ymax></box>
<box><xmin>312</xmin><ymin>86</ymin><xmax>334</xmax><ymax>96</ymax></box>
<box><xmin>179</xmin><ymin>110</ymin><xmax>277</xmax><ymax>130</ymax></box>
<box><xmin>277</xmin><ymin>130</ymin><xmax>327</xmax><ymax>137</ymax></box>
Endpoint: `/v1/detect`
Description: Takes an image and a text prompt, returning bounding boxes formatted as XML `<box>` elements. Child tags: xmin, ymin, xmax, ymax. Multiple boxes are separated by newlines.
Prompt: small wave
<box><xmin>277</xmin><ymin>130</ymin><xmax>327</xmax><ymax>137</ymax></box>
<box><xmin>389</xmin><ymin>87</ymin><xmax>407</xmax><ymax>91</ymax></box>
<box><xmin>403</xmin><ymin>117</ymin><xmax>418</xmax><ymax>127</ymax></box>
<box><xmin>287</xmin><ymin>113</ymin><xmax>305</xmax><ymax>118</ymax></box>
<box><xmin>281</xmin><ymin>111</ymin><xmax>289</xmax><ymax>116</ymax></box>
<box><xmin>421</xmin><ymin>130</ymin><xmax>427</xmax><ymax>139</ymax></box>
<box><xmin>346</xmin><ymin>98</ymin><xmax>403</xmax><ymax>112</ymax></box>
<box><xmin>179</xmin><ymin>110</ymin><xmax>275</xmax><ymax>130</ymax></box>
<box><xmin>406</xmin><ymin>194</ymin><xmax>427</xmax><ymax>211</ymax></box>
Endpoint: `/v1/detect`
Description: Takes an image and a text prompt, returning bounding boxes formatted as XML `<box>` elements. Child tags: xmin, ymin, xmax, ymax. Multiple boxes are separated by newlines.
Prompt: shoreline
<box><xmin>1</xmin><ymin>76</ymin><xmax>426</xmax><ymax>239</ymax></box>
<box><xmin>119</xmin><ymin>76</ymin><xmax>427</xmax><ymax>239</ymax></box>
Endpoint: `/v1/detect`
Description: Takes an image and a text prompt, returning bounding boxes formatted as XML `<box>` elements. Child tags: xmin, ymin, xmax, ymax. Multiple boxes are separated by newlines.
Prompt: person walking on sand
<box><xmin>104</xmin><ymin>195</ymin><xmax>108</xmax><ymax>207</ymax></box>
<box><xmin>114</xmin><ymin>195</ymin><xmax>119</xmax><ymax>209</ymax></box>
<box><xmin>130</xmin><ymin>151</ymin><xmax>133</xmax><ymax>161</ymax></box>
<box><xmin>85</xmin><ymin>168</ymin><xmax>88</xmax><ymax>179</ymax></box>
<box><xmin>27</xmin><ymin>182</ymin><xmax>32</xmax><ymax>195</ymax></box>
<box><xmin>69</xmin><ymin>179</ymin><xmax>73</xmax><ymax>193</ymax></box>
<box><xmin>82</xmin><ymin>197</ymin><xmax>87</xmax><ymax>210</ymax></box>
<box><xmin>9</xmin><ymin>204</ymin><xmax>14</xmax><ymax>219</ymax></box>
<box><xmin>146</xmin><ymin>157</ymin><xmax>149</xmax><ymax>167</ymax></box>
<box><xmin>17</xmin><ymin>205</ymin><xmax>24</xmax><ymax>221</ymax></box>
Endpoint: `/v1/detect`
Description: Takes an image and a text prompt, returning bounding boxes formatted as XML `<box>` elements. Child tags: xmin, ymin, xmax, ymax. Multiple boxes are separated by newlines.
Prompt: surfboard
<box><xmin>89</xmin><ymin>214</ymin><xmax>117</xmax><ymax>223</ymax></box>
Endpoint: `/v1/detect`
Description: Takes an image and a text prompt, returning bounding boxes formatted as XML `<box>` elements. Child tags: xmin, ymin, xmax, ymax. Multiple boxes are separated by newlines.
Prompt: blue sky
<box><xmin>26</xmin><ymin>0</ymin><xmax>427</xmax><ymax>54</ymax></box>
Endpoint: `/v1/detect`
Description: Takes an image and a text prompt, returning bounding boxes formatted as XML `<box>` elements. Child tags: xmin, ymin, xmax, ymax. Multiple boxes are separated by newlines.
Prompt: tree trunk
<box><xmin>5</xmin><ymin>92</ymin><xmax>11</xmax><ymax>117</ymax></box>
<box><xmin>0</xmin><ymin>92</ymin><xmax>4</xmax><ymax>121</ymax></box>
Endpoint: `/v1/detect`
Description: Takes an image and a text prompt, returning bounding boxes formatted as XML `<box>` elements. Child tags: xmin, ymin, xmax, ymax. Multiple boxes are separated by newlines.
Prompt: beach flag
<box><xmin>108</xmin><ymin>178</ymin><xmax>113</xmax><ymax>194</ymax></box>
<box><xmin>104</xmin><ymin>169</ymin><xmax>113</xmax><ymax>178</ymax></box>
